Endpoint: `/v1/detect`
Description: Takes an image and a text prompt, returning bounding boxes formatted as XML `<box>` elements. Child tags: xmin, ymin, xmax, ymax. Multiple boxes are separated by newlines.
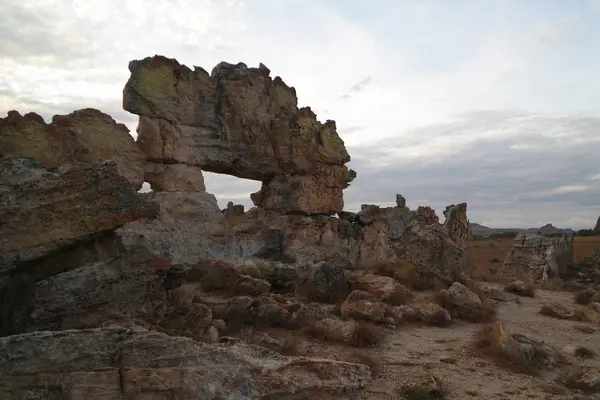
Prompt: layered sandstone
<box><xmin>500</xmin><ymin>233</ymin><xmax>574</xmax><ymax>283</ymax></box>
<box><xmin>123</xmin><ymin>56</ymin><xmax>355</xmax><ymax>215</ymax></box>
<box><xmin>0</xmin><ymin>157</ymin><xmax>157</xmax><ymax>272</ymax></box>
<box><xmin>0</xmin><ymin>109</ymin><xmax>145</xmax><ymax>189</ymax></box>
<box><xmin>0</xmin><ymin>326</ymin><xmax>370</xmax><ymax>399</ymax></box>
<box><xmin>443</xmin><ymin>202</ymin><xmax>471</xmax><ymax>248</ymax></box>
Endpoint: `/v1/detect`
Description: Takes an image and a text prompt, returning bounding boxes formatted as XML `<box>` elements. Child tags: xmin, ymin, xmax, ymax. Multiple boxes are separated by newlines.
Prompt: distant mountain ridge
<box><xmin>469</xmin><ymin>222</ymin><xmax>575</xmax><ymax>238</ymax></box>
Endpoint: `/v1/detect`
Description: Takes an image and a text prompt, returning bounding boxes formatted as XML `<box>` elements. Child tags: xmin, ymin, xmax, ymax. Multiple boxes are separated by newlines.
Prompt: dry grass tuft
<box><xmin>277</xmin><ymin>334</ymin><xmax>306</xmax><ymax>356</ymax></box>
<box><xmin>573</xmin><ymin>324</ymin><xmax>597</xmax><ymax>334</ymax></box>
<box><xmin>504</xmin><ymin>281</ymin><xmax>536</xmax><ymax>298</ymax></box>
<box><xmin>349</xmin><ymin>321</ymin><xmax>386</xmax><ymax>348</ymax></box>
<box><xmin>345</xmin><ymin>349</ymin><xmax>382</xmax><ymax>376</ymax></box>
<box><xmin>574</xmin><ymin>345</ymin><xmax>597</xmax><ymax>359</ymax></box>
<box><xmin>573</xmin><ymin>288</ymin><xmax>600</xmax><ymax>305</ymax></box>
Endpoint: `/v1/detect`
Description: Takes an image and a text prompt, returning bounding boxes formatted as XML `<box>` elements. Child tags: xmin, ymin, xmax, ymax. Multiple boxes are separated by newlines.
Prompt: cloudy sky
<box><xmin>2</xmin><ymin>0</ymin><xmax>599</xmax><ymax>229</ymax></box>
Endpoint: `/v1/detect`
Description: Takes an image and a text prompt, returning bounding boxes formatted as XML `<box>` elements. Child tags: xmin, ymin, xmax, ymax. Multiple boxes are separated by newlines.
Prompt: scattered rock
<box><xmin>295</xmin><ymin>261</ymin><xmax>350</xmax><ymax>303</ymax></box>
<box><xmin>352</xmin><ymin>273</ymin><xmax>412</xmax><ymax>305</ymax></box>
<box><xmin>0</xmin><ymin>325</ymin><xmax>371</xmax><ymax>399</ymax></box>
<box><xmin>340</xmin><ymin>290</ymin><xmax>387</xmax><ymax>322</ymax></box>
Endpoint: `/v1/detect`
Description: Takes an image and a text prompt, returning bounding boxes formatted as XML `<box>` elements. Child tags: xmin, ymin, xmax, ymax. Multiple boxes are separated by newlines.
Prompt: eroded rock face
<box><xmin>0</xmin><ymin>325</ymin><xmax>371</xmax><ymax>399</ymax></box>
<box><xmin>123</xmin><ymin>55</ymin><xmax>355</xmax><ymax>215</ymax></box>
<box><xmin>500</xmin><ymin>233</ymin><xmax>574</xmax><ymax>283</ymax></box>
<box><xmin>0</xmin><ymin>157</ymin><xmax>158</xmax><ymax>271</ymax></box>
<box><xmin>443</xmin><ymin>202</ymin><xmax>471</xmax><ymax>247</ymax></box>
<box><xmin>0</xmin><ymin>109</ymin><xmax>146</xmax><ymax>189</ymax></box>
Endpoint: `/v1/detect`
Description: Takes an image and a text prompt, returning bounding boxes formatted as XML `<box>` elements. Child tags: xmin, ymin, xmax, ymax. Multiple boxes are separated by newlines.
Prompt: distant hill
<box><xmin>469</xmin><ymin>222</ymin><xmax>575</xmax><ymax>238</ymax></box>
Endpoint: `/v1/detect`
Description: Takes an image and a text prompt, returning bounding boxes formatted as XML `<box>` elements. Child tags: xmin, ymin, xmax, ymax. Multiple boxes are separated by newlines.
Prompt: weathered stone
<box><xmin>293</xmin><ymin>302</ymin><xmax>330</xmax><ymax>326</ymax></box>
<box><xmin>255</xmin><ymin>294</ymin><xmax>289</xmax><ymax>327</ymax></box>
<box><xmin>0</xmin><ymin>325</ymin><xmax>371</xmax><ymax>399</ymax></box>
<box><xmin>445</xmin><ymin>282</ymin><xmax>482</xmax><ymax>308</ymax></box>
<box><xmin>295</xmin><ymin>261</ymin><xmax>350</xmax><ymax>303</ymax></box>
<box><xmin>0</xmin><ymin>157</ymin><xmax>158</xmax><ymax>271</ymax></box>
<box><xmin>28</xmin><ymin>241</ymin><xmax>171</xmax><ymax>333</ymax></box>
<box><xmin>340</xmin><ymin>290</ymin><xmax>387</xmax><ymax>322</ymax></box>
<box><xmin>143</xmin><ymin>163</ymin><xmax>206</xmax><ymax>192</ymax></box>
<box><xmin>234</xmin><ymin>274</ymin><xmax>272</xmax><ymax>296</ymax></box>
<box><xmin>0</xmin><ymin>109</ymin><xmax>145</xmax><ymax>189</ymax></box>
<box><xmin>443</xmin><ymin>202</ymin><xmax>471</xmax><ymax>247</ymax></box>
<box><xmin>413</xmin><ymin>303</ymin><xmax>452</xmax><ymax>327</ymax></box>
<box><xmin>352</xmin><ymin>273</ymin><xmax>412</xmax><ymax>305</ymax></box>
<box><xmin>501</xmin><ymin>233</ymin><xmax>574</xmax><ymax>283</ymax></box>
<box><xmin>117</xmin><ymin>191</ymin><xmax>225</xmax><ymax>265</ymax></box>
<box><xmin>123</xmin><ymin>55</ymin><xmax>355</xmax><ymax>214</ymax></box>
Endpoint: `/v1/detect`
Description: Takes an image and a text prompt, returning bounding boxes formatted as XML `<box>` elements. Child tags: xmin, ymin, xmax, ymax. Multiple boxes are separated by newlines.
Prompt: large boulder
<box><xmin>0</xmin><ymin>157</ymin><xmax>157</xmax><ymax>271</ymax></box>
<box><xmin>0</xmin><ymin>325</ymin><xmax>371</xmax><ymax>399</ymax></box>
<box><xmin>500</xmin><ymin>233</ymin><xmax>574</xmax><ymax>283</ymax></box>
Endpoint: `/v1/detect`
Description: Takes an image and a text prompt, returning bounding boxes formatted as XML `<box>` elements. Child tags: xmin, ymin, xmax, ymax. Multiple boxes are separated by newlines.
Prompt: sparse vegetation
<box><xmin>277</xmin><ymin>334</ymin><xmax>306</xmax><ymax>356</ymax></box>
<box><xmin>573</xmin><ymin>288</ymin><xmax>600</xmax><ymax>305</ymax></box>
<box><xmin>350</xmin><ymin>321</ymin><xmax>386</xmax><ymax>348</ymax></box>
<box><xmin>471</xmin><ymin>323</ymin><xmax>565</xmax><ymax>376</ymax></box>
<box><xmin>540</xmin><ymin>303</ymin><xmax>597</xmax><ymax>323</ymax></box>
<box><xmin>574</xmin><ymin>345</ymin><xmax>597</xmax><ymax>359</ymax></box>
<box><xmin>504</xmin><ymin>281</ymin><xmax>536</xmax><ymax>297</ymax></box>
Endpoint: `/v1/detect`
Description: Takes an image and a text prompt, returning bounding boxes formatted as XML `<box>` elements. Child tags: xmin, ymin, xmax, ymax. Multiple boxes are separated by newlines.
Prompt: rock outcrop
<box><xmin>0</xmin><ymin>325</ymin><xmax>370</xmax><ymax>399</ymax></box>
<box><xmin>443</xmin><ymin>202</ymin><xmax>471</xmax><ymax>247</ymax></box>
<box><xmin>123</xmin><ymin>55</ymin><xmax>355</xmax><ymax>215</ymax></box>
<box><xmin>500</xmin><ymin>233</ymin><xmax>574</xmax><ymax>283</ymax></box>
<box><xmin>594</xmin><ymin>216</ymin><xmax>600</xmax><ymax>234</ymax></box>
<box><xmin>0</xmin><ymin>109</ymin><xmax>146</xmax><ymax>189</ymax></box>
<box><xmin>0</xmin><ymin>157</ymin><xmax>157</xmax><ymax>272</ymax></box>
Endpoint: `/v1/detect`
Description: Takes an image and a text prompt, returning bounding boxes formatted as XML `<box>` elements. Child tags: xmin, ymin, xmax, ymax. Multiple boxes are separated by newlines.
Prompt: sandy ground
<box><xmin>268</xmin><ymin>283</ymin><xmax>600</xmax><ymax>400</ymax></box>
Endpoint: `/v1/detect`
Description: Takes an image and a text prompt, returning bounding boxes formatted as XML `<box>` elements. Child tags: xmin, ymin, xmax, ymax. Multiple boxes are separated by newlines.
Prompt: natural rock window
<box><xmin>203</xmin><ymin>171</ymin><xmax>261</xmax><ymax>212</ymax></box>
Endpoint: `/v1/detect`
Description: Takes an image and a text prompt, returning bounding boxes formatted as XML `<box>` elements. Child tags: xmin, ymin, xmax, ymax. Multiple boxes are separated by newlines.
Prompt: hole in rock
<box><xmin>138</xmin><ymin>181</ymin><xmax>153</xmax><ymax>193</ymax></box>
<box><xmin>203</xmin><ymin>171</ymin><xmax>261</xmax><ymax>213</ymax></box>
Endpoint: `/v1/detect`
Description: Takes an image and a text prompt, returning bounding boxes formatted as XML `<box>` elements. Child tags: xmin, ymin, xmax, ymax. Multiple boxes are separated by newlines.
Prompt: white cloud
<box><xmin>1</xmin><ymin>0</ymin><xmax>599</xmax><ymax>228</ymax></box>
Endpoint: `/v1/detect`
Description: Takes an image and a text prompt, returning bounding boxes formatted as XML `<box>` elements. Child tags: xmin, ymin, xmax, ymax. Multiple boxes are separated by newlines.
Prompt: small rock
<box><xmin>340</xmin><ymin>290</ymin><xmax>386</xmax><ymax>322</ymax></box>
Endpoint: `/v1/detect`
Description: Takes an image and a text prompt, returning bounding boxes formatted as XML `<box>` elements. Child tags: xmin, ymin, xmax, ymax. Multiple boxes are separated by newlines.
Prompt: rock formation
<box><xmin>594</xmin><ymin>216</ymin><xmax>600</xmax><ymax>234</ymax></box>
<box><xmin>0</xmin><ymin>55</ymin><xmax>476</xmax><ymax>397</ymax></box>
<box><xmin>123</xmin><ymin>55</ymin><xmax>355</xmax><ymax>215</ymax></box>
<box><xmin>115</xmin><ymin>55</ymin><xmax>472</xmax><ymax>281</ymax></box>
<box><xmin>0</xmin><ymin>326</ymin><xmax>370</xmax><ymax>399</ymax></box>
<box><xmin>500</xmin><ymin>232</ymin><xmax>574</xmax><ymax>283</ymax></box>
<box><xmin>0</xmin><ymin>109</ymin><xmax>145</xmax><ymax>190</ymax></box>
<box><xmin>443</xmin><ymin>202</ymin><xmax>471</xmax><ymax>248</ymax></box>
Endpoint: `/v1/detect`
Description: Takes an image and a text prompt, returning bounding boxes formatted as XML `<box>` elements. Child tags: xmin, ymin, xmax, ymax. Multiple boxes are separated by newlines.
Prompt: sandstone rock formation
<box><xmin>0</xmin><ymin>325</ymin><xmax>370</xmax><ymax>399</ymax></box>
<box><xmin>0</xmin><ymin>109</ymin><xmax>145</xmax><ymax>189</ymax></box>
<box><xmin>443</xmin><ymin>202</ymin><xmax>471</xmax><ymax>247</ymax></box>
<box><xmin>500</xmin><ymin>233</ymin><xmax>574</xmax><ymax>283</ymax></box>
<box><xmin>0</xmin><ymin>157</ymin><xmax>157</xmax><ymax>272</ymax></box>
<box><xmin>123</xmin><ymin>55</ymin><xmax>355</xmax><ymax>215</ymax></box>
<box><xmin>0</xmin><ymin>54</ymin><xmax>479</xmax><ymax>398</ymax></box>
<box><xmin>594</xmin><ymin>216</ymin><xmax>600</xmax><ymax>234</ymax></box>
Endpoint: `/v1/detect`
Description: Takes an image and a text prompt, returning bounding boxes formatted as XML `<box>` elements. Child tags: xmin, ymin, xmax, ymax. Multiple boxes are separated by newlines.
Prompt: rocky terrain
<box><xmin>1</xmin><ymin>55</ymin><xmax>599</xmax><ymax>399</ymax></box>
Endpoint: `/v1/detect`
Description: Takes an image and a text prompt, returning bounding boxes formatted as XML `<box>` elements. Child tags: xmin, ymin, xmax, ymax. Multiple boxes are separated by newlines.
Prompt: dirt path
<box><xmin>358</xmin><ymin>284</ymin><xmax>600</xmax><ymax>399</ymax></box>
